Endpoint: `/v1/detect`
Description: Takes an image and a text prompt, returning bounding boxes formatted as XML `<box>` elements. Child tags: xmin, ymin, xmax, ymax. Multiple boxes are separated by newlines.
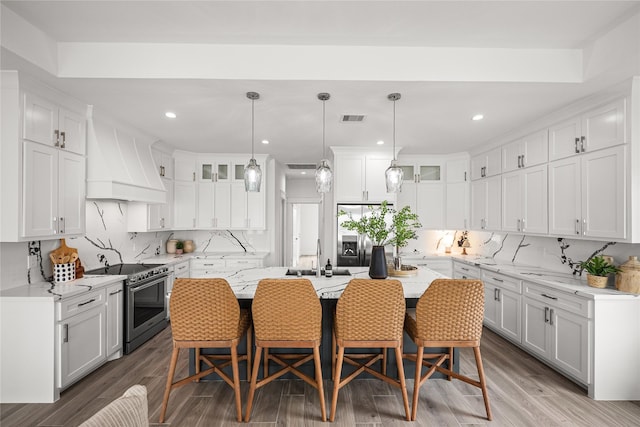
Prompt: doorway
<box><xmin>291</xmin><ymin>203</ymin><xmax>320</xmax><ymax>268</ymax></box>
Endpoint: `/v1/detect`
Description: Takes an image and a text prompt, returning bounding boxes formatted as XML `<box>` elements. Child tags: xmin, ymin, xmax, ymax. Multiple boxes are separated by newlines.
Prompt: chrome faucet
<box><xmin>316</xmin><ymin>238</ymin><xmax>322</xmax><ymax>278</ymax></box>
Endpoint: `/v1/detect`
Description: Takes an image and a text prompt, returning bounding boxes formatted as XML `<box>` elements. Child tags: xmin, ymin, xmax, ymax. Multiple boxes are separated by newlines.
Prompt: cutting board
<box><xmin>50</xmin><ymin>239</ymin><xmax>84</xmax><ymax>278</ymax></box>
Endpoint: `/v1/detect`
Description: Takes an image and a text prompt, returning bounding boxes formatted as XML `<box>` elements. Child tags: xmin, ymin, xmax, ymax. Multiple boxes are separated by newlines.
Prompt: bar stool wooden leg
<box><xmin>244</xmin><ymin>346</ymin><xmax>263</xmax><ymax>422</ymax></box>
<box><xmin>194</xmin><ymin>347</ymin><xmax>200</xmax><ymax>382</ymax></box>
<box><xmin>474</xmin><ymin>346</ymin><xmax>492</xmax><ymax>421</ymax></box>
<box><xmin>330</xmin><ymin>346</ymin><xmax>345</xmax><ymax>422</ymax></box>
<box><xmin>230</xmin><ymin>346</ymin><xmax>242</xmax><ymax>422</ymax></box>
<box><xmin>159</xmin><ymin>347</ymin><xmax>179</xmax><ymax>423</ymax></box>
<box><xmin>263</xmin><ymin>347</ymin><xmax>269</xmax><ymax>378</ymax></box>
<box><xmin>448</xmin><ymin>346</ymin><xmax>454</xmax><ymax>381</ymax></box>
<box><xmin>246</xmin><ymin>324</ymin><xmax>253</xmax><ymax>380</ymax></box>
<box><xmin>331</xmin><ymin>330</ymin><xmax>336</xmax><ymax>380</ymax></box>
<box><xmin>394</xmin><ymin>346</ymin><xmax>411</xmax><ymax>421</ymax></box>
<box><xmin>382</xmin><ymin>347</ymin><xmax>388</xmax><ymax>376</ymax></box>
<box><xmin>313</xmin><ymin>345</ymin><xmax>327</xmax><ymax>421</ymax></box>
<box><xmin>411</xmin><ymin>345</ymin><xmax>424</xmax><ymax>421</ymax></box>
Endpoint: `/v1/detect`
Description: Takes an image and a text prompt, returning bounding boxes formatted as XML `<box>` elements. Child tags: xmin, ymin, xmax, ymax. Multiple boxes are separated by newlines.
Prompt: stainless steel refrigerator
<box><xmin>336</xmin><ymin>203</ymin><xmax>394</xmax><ymax>267</ymax></box>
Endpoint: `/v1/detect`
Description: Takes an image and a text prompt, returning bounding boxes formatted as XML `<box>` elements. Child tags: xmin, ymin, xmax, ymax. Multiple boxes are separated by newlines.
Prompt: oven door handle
<box><xmin>131</xmin><ymin>278</ymin><xmax>165</xmax><ymax>293</ymax></box>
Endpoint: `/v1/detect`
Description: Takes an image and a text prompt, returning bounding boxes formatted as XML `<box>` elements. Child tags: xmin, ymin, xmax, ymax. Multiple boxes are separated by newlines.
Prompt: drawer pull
<box><xmin>549</xmin><ymin>309</ymin><xmax>555</xmax><ymax>326</ymax></box>
<box><xmin>78</xmin><ymin>298</ymin><xmax>96</xmax><ymax>307</ymax></box>
<box><xmin>109</xmin><ymin>289</ymin><xmax>123</xmax><ymax>296</ymax></box>
<box><xmin>544</xmin><ymin>307</ymin><xmax>550</xmax><ymax>323</ymax></box>
<box><xmin>541</xmin><ymin>293</ymin><xmax>558</xmax><ymax>301</ymax></box>
<box><xmin>63</xmin><ymin>324</ymin><xmax>69</xmax><ymax>343</ymax></box>
<box><xmin>492</xmin><ymin>277</ymin><xmax>504</xmax><ymax>282</ymax></box>
<box><xmin>461</xmin><ymin>267</ymin><xmax>469</xmax><ymax>271</ymax></box>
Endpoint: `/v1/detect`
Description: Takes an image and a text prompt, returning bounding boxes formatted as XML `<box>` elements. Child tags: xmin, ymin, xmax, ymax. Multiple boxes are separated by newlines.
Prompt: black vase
<box><xmin>369</xmin><ymin>245</ymin><xmax>388</xmax><ymax>279</ymax></box>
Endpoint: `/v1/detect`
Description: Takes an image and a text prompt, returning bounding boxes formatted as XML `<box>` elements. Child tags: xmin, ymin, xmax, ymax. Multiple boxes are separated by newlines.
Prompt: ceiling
<box><xmin>2</xmin><ymin>1</ymin><xmax>639</xmax><ymax>175</ymax></box>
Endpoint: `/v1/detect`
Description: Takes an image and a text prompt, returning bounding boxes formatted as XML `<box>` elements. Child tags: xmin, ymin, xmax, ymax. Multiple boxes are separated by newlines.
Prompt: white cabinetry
<box><xmin>23</xmin><ymin>92</ymin><xmax>86</xmax><ymax>156</ymax></box>
<box><xmin>549</xmin><ymin>145</ymin><xmax>625</xmax><ymax>239</ymax></box>
<box><xmin>23</xmin><ymin>141</ymin><xmax>86</xmax><ymax>238</ymax></box>
<box><xmin>522</xmin><ymin>281</ymin><xmax>590</xmax><ymax>385</ymax></box>
<box><xmin>481</xmin><ymin>270</ymin><xmax>522</xmax><ymax>343</ymax></box>
<box><xmin>445</xmin><ymin>156</ymin><xmax>470</xmax><ymax>229</ymax></box>
<box><xmin>549</xmin><ymin>99</ymin><xmax>626</xmax><ymax>161</ymax></box>
<box><xmin>197</xmin><ymin>158</ymin><xmax>232</xmax><ymax>229</ymax></box>
<box><xmin>471</xmin><ymin>147</ymin><xmax>501</xmax><ymax>180</ymax></box>
<box><xmin>190</xmin><ymin>257</ymin><xmax>264</xmax><ymax>277</ymax></box>
<box><xmin>152</xmin><ymin>148</ymin><xmax>174</xmax><ymax>180</ymax></box>
<box><xmin>402</xmin><ymin>256</ymin><xmax>452</xmax><ymax>277</ymax></box>
<box><xmin>57</xmin><ymin>289</ymin><xmax>107</xmax><ymax>389</ymax></box>
<box><xmin>501</xmin><ymin>164</ymin><xmax>548</xmax><ymax>234</ymax></box>
<box><xmin>502</xmin><ymin>129</ymin><xmax>548</xmax><ymax>173</ymax></box>
<box><xmin>452</xmin><ymin>261</ymin><xmax>480</xmax><ymax>279</ymax></box>
<box><xmin>106</xmin><ymin>283</ymin><xmax>123</xmax><ymax>358</ymax></box>
<box><xmin>334</xmin><ymin>149</ymin><xmax>395</xmax><ymax>202</ymax></box>
<box><xmin>470</xmin><ymin>175</ymin><xmax>501</xmax><ymax>231</ymax></box>
<box><xmin>173</xmin><ymin>152</ymin><xmax>197</xmax><ymax>230</ymax></box>
<box><xmin>397</xmin><ymin>159</ymin><xmax>445</xmax><ymax>229</ymax></box>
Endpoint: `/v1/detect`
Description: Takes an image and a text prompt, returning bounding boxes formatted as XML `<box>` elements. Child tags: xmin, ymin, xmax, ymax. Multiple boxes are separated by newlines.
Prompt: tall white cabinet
<box><xmin>333</xmin><ymin>148</ymin><xmax>395</xmax><ymax>203</ymax></box>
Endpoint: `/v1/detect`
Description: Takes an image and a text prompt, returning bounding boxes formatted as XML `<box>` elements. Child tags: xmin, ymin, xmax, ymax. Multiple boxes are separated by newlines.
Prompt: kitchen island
<box><xmin>188</xmin><ymin>265</ymin><xmax>450</xmax><ymax>380</ymax></box>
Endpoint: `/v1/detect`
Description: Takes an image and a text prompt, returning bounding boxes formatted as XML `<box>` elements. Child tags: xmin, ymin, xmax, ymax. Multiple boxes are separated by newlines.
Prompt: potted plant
<box><xmin>389</xmin><ymin>205</ymin><xmax>421</xmax><ymax>270</ymax></box>
<box><xmin>175</xmin><ymin>240</ymin><xmax>184</xmax><ymax>255</ymax></box>
<box><xmin>339</xmin><ymin>201</ymin><xmax>421</xmax><ymax>279</ymax></box>
<box><xmin>580</xmin><ymin>255</ymin><xmax>621</xmax><ymax>288</ymax></box>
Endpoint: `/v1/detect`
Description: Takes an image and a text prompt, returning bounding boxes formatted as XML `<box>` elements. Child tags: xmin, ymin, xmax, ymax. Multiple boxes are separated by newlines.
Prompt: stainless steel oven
<box><xmin>126</xmin><ymin>273</ymin><xmax>168</xmax><ymax>353</ymax></box>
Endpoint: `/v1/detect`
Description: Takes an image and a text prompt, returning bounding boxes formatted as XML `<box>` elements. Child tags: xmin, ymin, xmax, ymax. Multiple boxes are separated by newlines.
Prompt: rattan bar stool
<box><xmin>159</xmin><ymin>278</ymin><xmax>252</xmax><ymax>423</ymax></box>
<box><xmin>403</xmin><ymin>278</ymin><xmax>492</xmax><ymax>421</ymax></box>
<box><xmin>245</xmin><ymin>278</ymin><xmax>326</xmax><ymax>422</ymax></box>
<box><xmin>330</xmin><ymin>278</ymin><xmax>410</xmax><ymax>422</ymax></box>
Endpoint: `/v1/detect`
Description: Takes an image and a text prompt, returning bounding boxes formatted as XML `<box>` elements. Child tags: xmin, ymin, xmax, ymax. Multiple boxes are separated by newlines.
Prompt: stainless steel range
<box><xmin>86</xmin><ymin>263</ymin><xmax>169</xmax><ymax>354</ymax></box>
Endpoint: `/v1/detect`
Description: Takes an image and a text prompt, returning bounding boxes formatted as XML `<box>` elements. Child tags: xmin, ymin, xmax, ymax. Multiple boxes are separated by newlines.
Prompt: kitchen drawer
<box><xmin>57</xmin><ymin>288</ymin><xmax>105</xmax><ymax>321</ymax></box>
<box><xmin>406</xmin><ymin>258</ymin><xmax>452</xmax><ymax>277</ymax></box>
<box><xmin>453</xmin><ymin>261</ymin><xmax>481</xmax><ymax>279</ymax></box>
<box><xmin>523</xmin><ymin>281</ymin><xmax>591</xmax><ymax>318</ymax></box>
<box><xmin>482</xmin><ymin>270</ymin><xmax>522</xmax><ymax>294</ymax></box>
<box><xmin>189</xmin><ymin>269</ymin><xmax>221</xmax><ymax>278</ymax></box>
<box><xmin>225</xmin><ymin>259</ymin><xmax>262</xmax><ymax>269</ymax></box>
<box><xmin>190</xmin><ymin>259</ymin><xmax>226</xmax><ymax>270</ymax></box>
<box><xmin>174</xmin><ymin>260</ymin><xmax>190</xmax><ymax>277</ymax></box>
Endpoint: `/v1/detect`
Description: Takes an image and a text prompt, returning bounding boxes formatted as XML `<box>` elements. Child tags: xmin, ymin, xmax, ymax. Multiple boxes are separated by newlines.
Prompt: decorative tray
<box><xmin>387</xmin><ymin>264</ymin><xmax>418</xmax><ymax>277</ymax></box>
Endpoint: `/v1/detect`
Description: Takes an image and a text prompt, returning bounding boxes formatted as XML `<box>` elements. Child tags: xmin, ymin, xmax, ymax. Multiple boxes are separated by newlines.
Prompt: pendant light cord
<box><xmin>251</xmin><ymin>97</ymin><xmax>255</xmax><ymax>158</ymax></box>
<box><xmin>392</xmin><ymin>98</ymin><xmax>396</xmax><ymax>161</ymax></box>
<box><xmin>322</xmin><ymin>99</ymin><xmax>326</xmax><ymax>159</ymax></box>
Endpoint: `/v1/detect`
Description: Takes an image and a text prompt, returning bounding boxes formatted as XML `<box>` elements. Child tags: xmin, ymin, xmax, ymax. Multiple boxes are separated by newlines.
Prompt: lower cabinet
<box><xmin>481</xmin><ymin>270</ymin><xmax>522</xmax><ymax>343</ymax></box>
<box><xmin>452</xmin><ymin>261</ymin><xmax>480</xmax><ymax>279</ymax></box>
<box><xmin>402</xmin><ymin>256</ymin><xmax>452</xmax><ymax>277</ymax></box>
<box><xmin>190</xmin><ymin>257</ymin><xmax>264</xmax><ymax>277</ymax></box>
<box><xmin>522</xmin><ymin>281</ymin><xmax>590</xmax><ymax>384</ymax></box>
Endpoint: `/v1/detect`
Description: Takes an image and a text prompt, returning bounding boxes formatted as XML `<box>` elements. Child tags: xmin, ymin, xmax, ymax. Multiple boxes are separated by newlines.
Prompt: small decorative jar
<box><xmin>183</xmin><ymin>240</ymin><xmax>195</xmax><ymax>253</ymax></box>
<box><xmin>166</xmin><ymin>239</ymin><xmax>178</xmax><ymax>254</ymax></box>
<box><xmin>616</xmin><ymin>256</ymin><xmax>640</xmax><ymax>294</ymax></box>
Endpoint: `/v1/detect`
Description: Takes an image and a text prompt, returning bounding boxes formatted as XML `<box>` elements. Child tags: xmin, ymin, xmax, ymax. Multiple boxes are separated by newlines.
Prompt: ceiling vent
<box><xmin>341</xmin><ymin>114</ymin><xmax>365</xmax><ymax>122</ymax></box>
<box><xmin>287</xmin><ymin>164</ymin><xmax>316</xmax><ymax>170</ymax></box>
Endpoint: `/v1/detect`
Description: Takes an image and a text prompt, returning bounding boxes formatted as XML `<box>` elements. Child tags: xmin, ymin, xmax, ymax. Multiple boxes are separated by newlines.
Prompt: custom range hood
<box><xmin>86</xmin><ymin>107</ymin><xmax>166</xmax><ymax>204</ymax></box>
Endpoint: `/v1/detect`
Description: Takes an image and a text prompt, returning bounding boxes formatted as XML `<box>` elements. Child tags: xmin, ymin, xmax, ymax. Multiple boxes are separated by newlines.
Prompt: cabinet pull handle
<box><xmin>492</xmin><ymin>277</ymin><xmax>504</xmax><ymax>282</ymax></box>
<box><xmin>63</xmin><ymin>324</ymin><xmax>69</xmax><ymax>343</ymax></box>
<box><xmin>544</xmin><ymin>307</ymin><xmax>550</xmax><ymax>323</ymax></box>
<box><xmin>580</xmin><ymin>136</ymin><xmax>586</xmax><ymax>152</ymax></box>
<box><xmin>461</xmin><ymin>267</ymin><xmax>469</xmax><ymax>271</ymax></box>
<box><xmin>496</xmin><ymin>288</ymin><xmax>501</xmax><ymax>302</ymax></box>
<box><xmin>60</xmin><ymin>131</ymin><xmax>66</xmax><ymax>149</ymax></box>
<box><xmin>54</xmin><ymin>130</ymin><xmax>60</xmax><ymax>147</ymax></box>
<box><xmin>109</xmin><ymin>289</ymin><xmax>123</xmax><ymax>296</ymax></box>
<box><xmin>521</xmin><ymin>218</ymin><xmax>525</xmax><ymax>232</ymax></box>
<box><xmin>521</xmin><ymin>154</ymin><xmax>525</xmax><ymax>168</ymax></box>
<box><xmin>541</xmin><ymin>293</ymin><xmax>558</xmax><ymax>300</ymax></box>
<box><xmin>494</xmin><ymin>288</ymin><xmax>498</xmax><ymax>301</ymax></box>
<box><xmin>462</xmin><ymin>275</ymin><xmax>467</xmax><ymax>279</ymax></box>
<box><xmin>574</xmin><ymin>137</ymin><xmax>580</xmax><ymax>154</ymax></box>
<box><xmin>517</xmin><ymin>155</ymin><xmax>521</xmax><ymax>168</ymax></box>
<box><xmin>549</xmin><ymin>309</ymin><xmax>555</xmax><ymax>326</ymax></box>
<box><xmin>160</xmin><ymin>165</ymin><xmax>165</xmax><ymax>177</ymax></box>
<box><xmin>193</xmin><ymin>172</ymin><xmax>196</xmax><ymax>181</ymax></box>
<box><xmin>78</xmin><ymin>298</ymin><xmax>96</xmax><ymax>307</ymax></box>
<box><xmin>575</xmin><ymin>219</ymin><xmax>580</xmax><ymax>235</ymax></box>
<box><xmin>583</xmin><ymin>218</ymin><xmax>587</xmax><ymax>236</ymax></box>
<box><xmin>517</xmin><ymin>218</ymin><xmax>521</xmax><ymax>232</ymax></box>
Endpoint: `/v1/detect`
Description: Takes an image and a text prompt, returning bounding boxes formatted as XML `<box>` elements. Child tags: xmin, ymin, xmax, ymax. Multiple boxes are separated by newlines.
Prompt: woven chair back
<box><xmin>335</xmin><ymin>279</ymin><xmax>405</xmax><ymax>341</ymax></box>
<box><xmin>416</xmin><ymin>279</ymin><xmax>485</xmax><ymax>342</ymax></box>
<box><xmin>252</xmin><ymin>279</ymin><xmax>322</xmax><ymax>341</ymax></box>
<box><xmin>170</xmin><ymin>278</ymin><xmax>240</xmax><ymax>341</ymax></box>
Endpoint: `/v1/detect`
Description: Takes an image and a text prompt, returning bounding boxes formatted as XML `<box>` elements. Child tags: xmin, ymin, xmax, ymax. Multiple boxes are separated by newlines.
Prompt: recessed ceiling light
<box><xmin>301</xmin><ymin>171</ymin><xmax>307</xmax><ymax>175</ymax></box>
<box><xmin>261</xmin><ymin>139</ymin><xmax>269</xmax><ymax>144</ymax></box>
<box><xmin>472</xmin><ymin>114</ymin><xmax>484</xmax><ymax>121</ymax></box>
<box><xmin>165</xmin><ymin>112</ymin><xmax>176</xmax><ymax>119</ymax></box>
<box><xmin>377</xmin><ymin>140</ymin><xmax>384</xmax><ymax>145</ymax></box>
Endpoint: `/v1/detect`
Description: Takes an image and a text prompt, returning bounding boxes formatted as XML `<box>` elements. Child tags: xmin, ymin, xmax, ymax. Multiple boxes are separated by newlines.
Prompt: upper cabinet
<box><xmin>549</xmin><ymin>99</ymin><xmax>626</xmax><ymax>161</ymax></box>
<box><xmin>502</xmin><ymin>130</ymin><xmax>548</xmax><ymax>173</ymax></box>
<box><xmin>151</xmin><ymin>148</ymin><xmax>174</xmax><ymax>180</ymax></box>
<box><xmin>333</xmin><ymin>149</ymin><xmax>395</xmax><ymax>203</ymax></box>
<box><xmin>23</xmin><ymin>92</ymin><xmax>86</xmax><ymax>156</ymax></box>
<box><xmin>445</xmin><ymin>156</ymin><xmax>470</xmax><ymax>229</ymax></box>
<box><xmin>471</xmin><ymin>147</ymin><xmax>501</xmax><ymax>180</ymax></box>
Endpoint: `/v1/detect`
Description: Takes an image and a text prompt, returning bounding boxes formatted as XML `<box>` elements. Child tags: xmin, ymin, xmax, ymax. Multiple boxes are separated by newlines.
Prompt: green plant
<box><xmin>175</xmin><ymin>240</ymin><xmax>184</xmax><ymax>250</ymax></box>
<box><xmin>338</xmin><ymin>201</ymin><xmax>421</xmax><ymax>247</ymax></box>
<box><xmin>580</xmin><ymin>256</ymin><xmax>621</xmax><ymax>277</ymax></box>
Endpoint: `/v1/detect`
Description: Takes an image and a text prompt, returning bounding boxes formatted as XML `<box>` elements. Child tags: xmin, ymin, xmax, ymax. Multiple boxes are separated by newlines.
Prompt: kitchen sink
<box><xmin>286</xmin><ymin>268</ymin><xmax>351</xmax><ymax>276</ymax></box>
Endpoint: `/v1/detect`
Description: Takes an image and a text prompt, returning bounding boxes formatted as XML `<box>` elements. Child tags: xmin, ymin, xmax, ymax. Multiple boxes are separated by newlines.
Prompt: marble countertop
<box><xmin>0</xmin><ymin>275</ymin><xmax>127</xmax><ymax>300</ymax></box>
<box><xmin>451</xmin><ymin>256</ymin><xmax>639</xmax><ymax>300</ymax></box>
<box><xmin>196</xmin><ymin>266</ymin><xmax>447</xmax><ymax>299</ymax></box>
<box><xmin>143</xmin><ymin>252</ymin><xmax>269</xmax><ymax>265</ymax></box>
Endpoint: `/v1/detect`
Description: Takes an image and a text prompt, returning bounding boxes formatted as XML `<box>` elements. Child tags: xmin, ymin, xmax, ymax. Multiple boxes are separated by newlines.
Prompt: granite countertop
<box><xmin>0</xmin><ymin>275</ymin><xmax>127</xmax><ymax>300</ymax></box>
<box><xmin>201</xmin><ymin>266</ymin><xmax>446</xmax><ymax>299</ymax></box>
<box><xmin>451</xmin><ymin>255</ymin><xmax>639</xmax><ymax>300</ymax></box>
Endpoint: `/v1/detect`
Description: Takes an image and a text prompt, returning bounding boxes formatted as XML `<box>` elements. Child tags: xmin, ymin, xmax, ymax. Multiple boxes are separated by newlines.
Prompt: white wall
<box><xmin>298</xmin><ymin>204</ymin><xmax>319</xmax><ymax>255</ymax></box>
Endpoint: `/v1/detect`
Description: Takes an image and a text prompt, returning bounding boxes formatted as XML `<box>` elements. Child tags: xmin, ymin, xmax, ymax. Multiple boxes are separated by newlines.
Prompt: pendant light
<box><xmin>244</xmin><ymin>91</ymin><xmax>262</xmax><ymax>192</ymax></box>
<box><xmin>315</xmin><ymin>92</ymin><xmax>333</xmax><ymax>193</ymax></box>
<box><xmin>385</xmin><ymin>93</ymin><xmax>404</xmax><ymax>193</ymax></box>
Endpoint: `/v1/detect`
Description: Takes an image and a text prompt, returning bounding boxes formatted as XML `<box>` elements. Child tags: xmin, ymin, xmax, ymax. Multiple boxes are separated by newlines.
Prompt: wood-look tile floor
<box><xmin>2</xmin><ymin>327</ymin><xmax>639</xmax><ymax>426</ymax></box>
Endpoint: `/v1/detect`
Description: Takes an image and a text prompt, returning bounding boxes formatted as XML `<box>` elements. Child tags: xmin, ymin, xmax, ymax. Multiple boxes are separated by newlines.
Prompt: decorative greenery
<box><xmin>579</xmin><ymin>256</ymin><xmax>620</xmax><ymax>277</ymax></box>
<box><xmin>175</xmin><ymin>240</ymin><xmax>184</xmax><ymax>250</ymax></box>
<box><xmin>338</xmin><ymin>201</ymin><xmax>421</xmax><ymax>247</ymax></box>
